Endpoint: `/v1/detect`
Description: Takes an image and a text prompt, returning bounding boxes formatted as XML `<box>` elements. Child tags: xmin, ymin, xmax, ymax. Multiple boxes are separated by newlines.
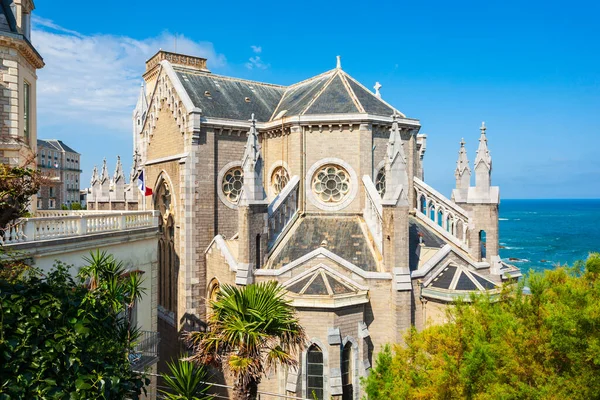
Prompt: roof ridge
<box><xmin>343</xmin><ymin>72</ymin><xmax>406</xmax><ymax>118</ymax></box>
<box><xmin>173</xmin><ymin>66</ymin><xmax>286</xmax><ymax>89</ymax></box>
<box><xmin>338</xmin><ymin>71</ymin><xmax>365</xmax><ymax>113</ymax></box>
<box><xmin>285</xmin><ymin>68</ymin><xmax>337</xmax><ymax>89</ymax></box>
<box><xmin>300</xmin><ymin>70</ymin><xmax>340</xmax><ymax>115</ymax></box>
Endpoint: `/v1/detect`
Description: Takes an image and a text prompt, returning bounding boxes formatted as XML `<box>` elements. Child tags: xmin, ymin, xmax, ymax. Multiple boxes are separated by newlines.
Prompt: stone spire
<box><xmin>133</xmin><ymin>82</ymin><xmax>148</xmax><ymax>152</ymax></box>
<box><xmin>100</xmin><ymin>158</ymin><xmax>110</xmax><ymax>183</ymax></box>
<box><xmin>240</xmin><ymin>113</ymin><xmax>266</xmax><ymax>203</ymax></box>
<box><xmin>455</xmin><ymin>138</ymin><xmax>471</xmax><ymax>191</ymax></box>
<box><xmin>474</xmin><ymin>122</ymin><xmax>492</xmax><ymax>191</ymax></box>
<box><xmin>90</xmin><ymin>165</ymin><xmax>98</xmax><ymax>186</ymax></box>
<box><xmin>114</xmin><ymin>156</ymin><xmax>124</xmax><ymax>183</ymax></box>
<box><xmin>383</xmin><ymin>111</ymin><xmax>408</xmax><ymax>204</ymax></box>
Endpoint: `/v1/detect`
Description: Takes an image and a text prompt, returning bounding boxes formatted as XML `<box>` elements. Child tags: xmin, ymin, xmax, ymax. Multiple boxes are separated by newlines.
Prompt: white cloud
<box><xmin>250</xmin><ymin>45</ymin><xmax>262</xmax><ymax>54</ymax></box>
<box><xmin>31</xmin><ymin>16</ymin><xmax>227</xmax><ymax>134</ymax></box>
<box><xmin>245</xmin><ymin>56</ymin><xmax>269</xmax><ymax>70</ymax></box>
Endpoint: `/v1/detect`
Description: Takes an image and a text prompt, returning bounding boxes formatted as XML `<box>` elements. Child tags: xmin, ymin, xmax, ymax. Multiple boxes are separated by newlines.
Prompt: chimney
<box><xmin>144</xmin><ymin>50</ymin><xmax>210</xmax><ymax>74</ymax></box>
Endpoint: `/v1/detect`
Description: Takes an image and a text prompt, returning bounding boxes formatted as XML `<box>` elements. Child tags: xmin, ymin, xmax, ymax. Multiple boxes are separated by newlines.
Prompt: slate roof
<box><xmin>270</xmin><ymin>68</ymin><xmax>400</xmax><ymax>121</ymax></box>
<box><xmin>0</xmin><ymin>0</ymin><xmax>17</xmax><ymax>34</ymax></box>
<box><xmin>425</xmin><ymin>264</ymin><xmax>499</xmax><ymax>293</ymax></box>
<box><xmin>171</xmin><ymin>65</ymin><xmax>402</xmax><ymax>122</ymax></box>
<box><xmin>37</xmin><ymin>139</ymin><xmax>79</xmax><ymax>154</ymax></box>
<box><xmin>409</xmin><ymin>216</ymin><xmax>446</xmax><ymax>271</ymax></box>
<box><xmin>270</xmin><ymin>216</ymin><xmax>377</xmax><ymax>272</ymax></box>
<box><xmin>175</xmin><ymin>68</ymin><xmax>285</xmax><ymax>122</ymax></box>
<box><xmin>285</xmin><ymin>269</ymin><xmax>358</xmax><ymax>296</ymax></box>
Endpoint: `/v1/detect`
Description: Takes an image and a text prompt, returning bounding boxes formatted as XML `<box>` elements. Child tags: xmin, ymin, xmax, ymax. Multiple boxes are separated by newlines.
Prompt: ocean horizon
<box><xmin>498</xmin><ymin>198</ymin><xmax>600</xmax><ymax>274</ymax></box>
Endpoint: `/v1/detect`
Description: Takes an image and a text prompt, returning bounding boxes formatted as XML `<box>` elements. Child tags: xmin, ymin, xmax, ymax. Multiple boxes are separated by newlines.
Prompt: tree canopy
<box><xmin>0</xmin><ymin>253</ymin><xmax>148</xmax><ymax>399</ymax></box>
<box><xmin>363</xmin><ymin>253</ymin><xmax>600</xmax><ymax>400</ymax></box>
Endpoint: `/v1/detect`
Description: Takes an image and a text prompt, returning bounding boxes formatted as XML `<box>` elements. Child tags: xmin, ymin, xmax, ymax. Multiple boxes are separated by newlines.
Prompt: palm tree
<box><xmin>186</xmin><ymin>281</ymin><xmax>306</xmax><ymax>400</ymax></box>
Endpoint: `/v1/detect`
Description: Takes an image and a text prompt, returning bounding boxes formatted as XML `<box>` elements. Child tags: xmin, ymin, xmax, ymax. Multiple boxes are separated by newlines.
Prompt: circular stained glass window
<box><xmin>375</xmin><ymin>168</ymin><xmax>386</xmax><ymax>197</ymax></box>
<box><xmin>271</xmin><ymin>166</ymin><xmax>289</xmax><ymax>195</ymax></box>
<box><xmin>312</xmin><ymin>165</ymin><xmax>350</xmax><ymax>203</ymax></box>
<box><xmin>222</xmin><ymin>167</ymin><xmax>244</xmax><ymax>203</ymax></box>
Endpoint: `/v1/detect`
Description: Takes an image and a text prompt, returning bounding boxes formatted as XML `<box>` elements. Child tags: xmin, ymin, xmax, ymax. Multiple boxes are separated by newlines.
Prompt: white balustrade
<box><xmin>414</xmin><ymin>177</ymin><xmax>470</xmax><ymax>244</ymax></box>
<box><xmin>362</xmin><ymin>176</ymin><xmax>383</xmax><ymax>252</ymax></box>
<box><xmin>268</xmin><ymin>176</ymin><xmax>300</xmax><ymax>247</ymax></box>
<box><xmin>0</xmin><ymin>211</ymin><xmax>159</xmax><ymax>245</ymax></box>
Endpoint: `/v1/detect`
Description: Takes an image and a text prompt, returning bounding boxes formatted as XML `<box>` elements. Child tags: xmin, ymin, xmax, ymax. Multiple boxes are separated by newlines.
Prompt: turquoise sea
<box><xmin>499</xmin><ymin>199</ymin><xmax>600</xmax><ymax>274</ymax></box>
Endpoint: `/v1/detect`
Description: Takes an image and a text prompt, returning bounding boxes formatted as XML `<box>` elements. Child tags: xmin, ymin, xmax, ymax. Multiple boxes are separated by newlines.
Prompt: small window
<box><xmin>23</xmin><ymin>82</ymin><xmax>30</xmax><ymax>143</ymax></box>
<box><xmin>306</xmin><ymin>345</ymin><xmax>324</xmax><ymax>400</ymax></box>
<box><xmin>342</xmin><ymin>343</ymin><xmax>353</xmax><ymax>400</ymax></box>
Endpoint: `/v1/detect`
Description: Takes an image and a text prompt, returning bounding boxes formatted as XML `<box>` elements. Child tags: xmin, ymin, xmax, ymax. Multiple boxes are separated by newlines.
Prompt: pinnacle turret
<box><xmin>383</xmin><ymin>112</ymin><xmax>409</xmax><ymax>203</ymax></box>
<box><xmin>455</xmin><ymin>138</ymin><xmax>471</xmax><ymax>191</ymax></box>
<box><xmin>91</xmin><ymin>165</ymin><xmax>98</xmax><ymax>186</ymax></box>
<box><xmin>114</xmin><ymin>156</ymin><xmax>124</xmax><ymax>183</ymax></box>
<box><xmin>240</xmin><ymin>113</ymin><xmax>266</xmax><ymax>203</ymax></box>
<box><xmin>474</xmin><ymin>122</ymin><xmax>492</xmax><ymax>191</ymax></box>
<box><xmin>474</xmin><ymin>122</ymin><xmax>492</xmax><ymax>169</ymax></box>
<box><xmin>100</xmin><ymin>159</ymin><xmax>110</xmax><ymax>183</ymax></box>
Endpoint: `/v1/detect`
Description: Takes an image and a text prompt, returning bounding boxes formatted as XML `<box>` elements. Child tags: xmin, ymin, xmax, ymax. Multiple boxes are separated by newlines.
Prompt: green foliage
<box><xmin>70</xmin><ymin>202</ymin><xmax>83</xmax><ymax>210</ymax></box>
<box><xmin>160</xmin><ymin>358</ymin><xmax>212</xmax><ymax>400</ymax></box>
<box><xmin>0</xmin><ymin>252</ymin><xmax>149</xmax><ymax>399</ymax></box>
<box><xmin>186</xmin><ymin>281</ymin><xmax>306</xmax><ymax>400</ymax></box>
<box><xmin>363</xmin><ymin>253</ymin><xmax>600</xmax><ymax>400</ymax></box>
<box><xmin>0</xmin><ymin>163</ymin><xmax>43</xmax><ymax>228</ymax></box>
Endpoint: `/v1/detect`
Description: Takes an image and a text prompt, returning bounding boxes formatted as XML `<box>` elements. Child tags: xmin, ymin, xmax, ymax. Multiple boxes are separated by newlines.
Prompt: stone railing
<box><xmin>414</xmin><ymin>177</ymin><xmax>469</xmax><ymax>244</ymax></box>
<box><xmin>268</xmin><ymin>175</ymin><xmax>300</xmax><ymax>248</ymax></box>
<box><xmin>362</xmin><ymin>176</ymin><xmax>383</xmax><ymax>252</ymax></box>
<box><xmin>33</xmin><ymin>210</ymin><xmax>107</xmax><ymax>218</ymax></box>
<box><xmin>1</xmin><ymin>211</ymin><xmax>159</xmax><ymax>245</ymax></box>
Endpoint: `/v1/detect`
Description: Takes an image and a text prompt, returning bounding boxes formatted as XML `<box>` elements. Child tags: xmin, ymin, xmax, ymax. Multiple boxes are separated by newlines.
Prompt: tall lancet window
<box><xmin>342</xmin><ymin>343</ymin><xmax>353</xmax><ymax>400</ymax></box>
<box><xmin>155</xmin><ymin>180</ymin><xmax>178</xmax><ymax>319</ymax></box>
<box><xmin>306</xmin><ymin>345</ymin><xmax>324</xmax><ymax>400</ymax></box>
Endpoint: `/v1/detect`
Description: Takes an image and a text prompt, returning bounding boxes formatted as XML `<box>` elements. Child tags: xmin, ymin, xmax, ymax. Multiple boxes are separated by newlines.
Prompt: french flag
<box><xmin>137</xmin><ymin>170</ymin><xmax>153</xmax><ymax>196</ymax></box>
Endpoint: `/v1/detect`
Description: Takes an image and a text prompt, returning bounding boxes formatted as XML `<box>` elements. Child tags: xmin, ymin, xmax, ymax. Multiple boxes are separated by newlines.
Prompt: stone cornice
<box><xmin>0</xmin><ymin>34</ymin><xmax>44</xmax><ymax>69</ymax></box>
<box><xmin>200</xmin><ymin>113</ymin><xmax>421</xmax><ymax>133</ymax></box>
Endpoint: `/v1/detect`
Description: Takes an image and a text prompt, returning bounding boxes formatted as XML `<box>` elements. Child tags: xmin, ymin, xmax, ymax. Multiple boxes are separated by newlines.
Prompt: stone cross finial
<box><xmin>480</xmin><ymin>121</ymin><xmax>486</xmax><ymax>134</ymax></box>
<box><xmin>249</xmin><ymin>113</ymin><xmax>256</xmax><ymax>127</ymax></box>
<box><xmin>374</xmin><ymin>82</ymin><xmax>382</xmax><ymax>98</ymax></box>
<box><xmin>336</xmin><ymin>55</ymin><xmax>341</xmax><ymax>69</ymax></box>
<box><xmin>460</xmin><ymin>138</ymin><xmax>465</xmax><ymax>147</ymax></box>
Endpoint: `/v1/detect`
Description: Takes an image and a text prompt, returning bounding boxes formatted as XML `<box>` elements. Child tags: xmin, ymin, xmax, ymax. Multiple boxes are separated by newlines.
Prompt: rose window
<box><xmin>222</xmin><ymin>167</ymin><xmax>244</xmax><ymax>202</ymax></box>
<box><xmin>312</xmin><ymin>165</ymin><xmax>350</xmax><ymax>203</ymax></box>
<box><xmin>375</xmin><ymin>168</ymin><xmax>386</xmax><ymax>197</ymax></box>
<box><xmin>271</xmin><ymin>167</ymin><xmax>289</xmax><ymax>195</ymax></box>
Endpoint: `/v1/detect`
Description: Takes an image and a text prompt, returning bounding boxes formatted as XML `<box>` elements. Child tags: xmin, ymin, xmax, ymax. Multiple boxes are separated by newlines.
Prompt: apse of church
<box><xmin>132</xmin><ymin>50</ymin><xmax>520</xmax><ymax>399</ymax></box>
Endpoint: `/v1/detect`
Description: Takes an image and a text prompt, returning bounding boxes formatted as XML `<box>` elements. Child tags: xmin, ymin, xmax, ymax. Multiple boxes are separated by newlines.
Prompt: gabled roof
<box><xmin>421</xmin><ymin>261</ymin><xmax>500</xmax><ymax>302</ymax></box>
<box><xmin>175</xmin><ymin>67</ymin><xmax>285</xmax><ymax>122</ymax></box>
<box><xmin>269</xmin><ymin>216</ymin><xmax>378</xmax><ymax>272</ymax></box>
<box><xmin>270</xmin><ymin>68</ymin><xmax>401</xmax><ymax>121</ymax></box>
<box><xmin>37</xmin><ymin>139</ymin><xmax>79</xmax><ymax>154</ymax></box>
<box><xmin>0</xmin><ymin>0</ymin><xmax>18</xmax><ymax>34</ymax></box>
<box><xmin>169</xmin><ymin>63</ymin><xmax>404</xmax><ymax>123</ymax></box>
<box><xmin>281</xmin><ymin>264</ymin><xmax>369</xmax><ymax>308</ymax></box>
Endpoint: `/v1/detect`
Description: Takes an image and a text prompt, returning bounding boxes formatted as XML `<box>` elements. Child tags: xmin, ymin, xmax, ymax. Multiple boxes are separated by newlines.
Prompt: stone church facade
<box><xmin>126</xmin><ymin>50</ymin><xmax>521</xmax><ymax>399</ymax></box>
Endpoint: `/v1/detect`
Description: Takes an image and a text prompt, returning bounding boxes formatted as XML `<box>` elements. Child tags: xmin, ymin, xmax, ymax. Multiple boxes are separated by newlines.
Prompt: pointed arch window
<box><xmin>342</xmin><ymin>343</ymin><xmax>353</xmax><ymax>400</ymax></box>
<box><xmin>306</xmin><ymin>345</ymin><xmax>324</xmax><ymax>400</ymax></box>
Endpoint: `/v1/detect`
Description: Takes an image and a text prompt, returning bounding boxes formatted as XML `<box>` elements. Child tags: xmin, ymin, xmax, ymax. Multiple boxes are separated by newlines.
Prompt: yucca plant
<box><xmin>160</xmin><ymin>358</ymin><xmax>212</xmax><ymax>400</ymax></box>
<box><xmin>186</xmin><ymin>281</ymin><xmax>306</xmax><ymax>400</ymax></box>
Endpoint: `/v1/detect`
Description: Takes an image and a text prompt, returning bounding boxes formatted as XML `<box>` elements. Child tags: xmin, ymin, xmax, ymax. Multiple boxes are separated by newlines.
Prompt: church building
<box><xmin>130</xmin><ymin>50</ymin><xmax>521</xmax><ymax>399</ymax></box>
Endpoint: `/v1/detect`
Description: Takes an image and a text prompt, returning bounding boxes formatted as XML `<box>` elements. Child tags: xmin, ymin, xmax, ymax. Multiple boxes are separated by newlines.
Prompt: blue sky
<box><xmin>32</xmin><ymin>0</ymin><xmax>600</xmax><ymax>198</ymax></box>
